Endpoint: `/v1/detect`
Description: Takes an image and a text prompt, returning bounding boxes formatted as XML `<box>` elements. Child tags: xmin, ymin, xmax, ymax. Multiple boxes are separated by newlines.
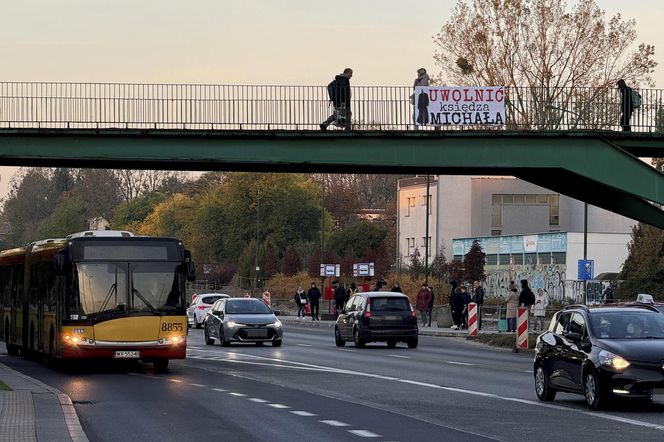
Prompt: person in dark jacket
<box><xmin>307</xmin><ymin>282</ymin><xmax>321</xmax><ymax>321</ymax></box>
<box><xmin>426</xmin><ymin>285</ymin><xmax>435</xmax><ymax>327</ymax></box>
<box><xmin>519</xmin><ymin>279</ymin><xmax>535</xmax><ymax>307</ymax></box>
<box><xmin>473</xmin><ymin>280</ymin><xmax>485</xmax><ymax>330</ymax></box>
<box><xmin>391</xmin><ymin>282</ymin><xmax>403</xmax><ymax>293</ymax></box>
<box><xmin>334</xmin><ymin>282</ymin><xmax>348</xmax><ymax>318</ymax></box>
<box><xmin>617</xmin><ymin>79</ymin><xmax>634</xmax><ymax>132</ymax></box>
<box><xmin>449</xmin><ymin>287</ymin><xmax>465</xmax><ymax>330</ymax></box>
<box><xmin>460</xmin><ymin>286</ymin><xmax>472</xmax><ymax>329</ymax></box>
<box><xmin>320</xmin><ymin>68</ymin><xmax>353</xmax><ymax>131</ymax></box>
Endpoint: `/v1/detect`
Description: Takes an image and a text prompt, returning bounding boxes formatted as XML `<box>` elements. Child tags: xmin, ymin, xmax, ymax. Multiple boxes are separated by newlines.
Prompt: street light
<box><xmin>425</xmin><ymin>174</ymin><xmax>430</xmax><ymax>286</ymax></box>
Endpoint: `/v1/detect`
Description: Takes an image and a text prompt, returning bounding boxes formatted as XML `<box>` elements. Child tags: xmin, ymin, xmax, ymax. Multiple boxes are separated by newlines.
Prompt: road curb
<box><xmin>0</xmin><ymin>361</ymin><xmax>89</xmax><ymax>442</ymax></box>
<box><xmin>281</xmin><ymin>317</ymin><xmax>470</xmax><ymax>338</ymax></box>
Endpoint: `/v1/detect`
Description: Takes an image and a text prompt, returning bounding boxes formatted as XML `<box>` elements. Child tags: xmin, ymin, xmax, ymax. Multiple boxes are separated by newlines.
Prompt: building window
<box><xmin>549</xmin><ymin>194</ymin><xmax>560</xmax><ymax>226</ymax></box>
<box><xmin>409</xmin><ymin>197</ymin><xmax>416</xmax><ymax>207</ymax></box>
<box><xmin>405</xmin><ymin>197</ymin><xmax>414</xmax><ymax>217</ymax></box>
<box><xmin>491</xmin><ymin>202</ymin><xmax>502</xmax><ymax>226</ymax></box>
<box><xmin>492</xmin><ymin>193</ymin><xmax>560</xmax><ymax>227</ymax></box>
<box><xmin>420</xmin><ymin>237</ymin><xmax>432</xmax><ymax>255</ymax></box>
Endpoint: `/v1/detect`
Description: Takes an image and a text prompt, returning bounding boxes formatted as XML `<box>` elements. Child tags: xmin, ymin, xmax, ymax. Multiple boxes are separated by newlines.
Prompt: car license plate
<box><xmin>246</xmin><ymin>329</ymin><xmax>268</xmax><ymax>338</ymax></box>
<box><xmin>114</xmin><ymin>350</ymin><xmax>140</xmax><ymax>359</ymax></box>
<box><xmin>385</xmin><ymin>316</ymin><xmax>399</xmax><ymax>321</ymax></box>
<box><xmin>653</xmin><ymin>388</ymin><xmax>664</xmax><ymax>402</ymax></box>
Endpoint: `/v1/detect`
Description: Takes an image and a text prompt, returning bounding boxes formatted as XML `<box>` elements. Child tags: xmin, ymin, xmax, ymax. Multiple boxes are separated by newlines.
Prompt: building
<box><xmin>397</xmin><ymin>176</ymin><xmax>635</xmax><ymax>301</ymax></box>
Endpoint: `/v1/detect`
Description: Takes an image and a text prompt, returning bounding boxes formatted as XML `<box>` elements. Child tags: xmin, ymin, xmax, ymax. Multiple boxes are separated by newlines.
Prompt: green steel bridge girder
<box><xmin>0</xmin><ymin>129</ymin><xmax>662</xmax><ymax>228</ymax></box>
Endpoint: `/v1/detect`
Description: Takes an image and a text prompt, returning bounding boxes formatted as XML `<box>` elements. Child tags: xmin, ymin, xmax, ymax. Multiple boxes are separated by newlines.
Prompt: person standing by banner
<box><xmin>412</xmin><ymin>68</ymin><xmax>430</xmax><ymax>128</ymax></box>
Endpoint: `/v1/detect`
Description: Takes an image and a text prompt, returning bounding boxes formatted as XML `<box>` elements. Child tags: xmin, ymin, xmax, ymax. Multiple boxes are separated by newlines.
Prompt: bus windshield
<box><xmin>68</xmin><ymin>262</ymin><xmax>184</xmax><ymax>320</ymax></box>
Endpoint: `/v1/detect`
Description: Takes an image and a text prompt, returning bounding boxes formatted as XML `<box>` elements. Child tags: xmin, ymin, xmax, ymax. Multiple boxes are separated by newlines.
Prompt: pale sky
<box><xmin>0</xmin><ymin>0</ymin><xmax>662</xmax><ymax>199</ymax></box>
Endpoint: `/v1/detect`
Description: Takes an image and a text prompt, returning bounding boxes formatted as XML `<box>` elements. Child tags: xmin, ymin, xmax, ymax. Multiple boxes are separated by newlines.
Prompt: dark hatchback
<box><xmin>334</xmin><ymin>292</ymin><xmax>418</xmax><ymax>348</ymax></box>
<box><xmin>534</xmin><ymin>304</ymin><xmax>664</xmax><ymax>410</ymax></box>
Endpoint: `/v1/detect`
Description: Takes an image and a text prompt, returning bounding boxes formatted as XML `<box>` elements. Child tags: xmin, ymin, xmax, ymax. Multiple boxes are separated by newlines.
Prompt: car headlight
<box><xmin>226</xmin><ymin>320</ymin><xmax>237</xmax><ymax>328</ymax></box>
<box><xmin>270</xmin><ymin>319</ymin><xmax>282</xmax><ymax>328</ymax></box>
<box><xmin>599</xmin><ymin>350</ymin><xmax>630</xmax><ymax>370</ymax></box>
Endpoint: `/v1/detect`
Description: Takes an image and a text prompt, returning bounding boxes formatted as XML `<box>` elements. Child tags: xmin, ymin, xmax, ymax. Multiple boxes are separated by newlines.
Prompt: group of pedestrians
<box><xmin>448</xmin><ymin>281</ymin><xmax>485</xmax><ymax>330</ymax></box>
<box><xmin>294</xmin><ymin>282</ymin><xmax>322</xmax><ymax>320</ymax></box>
<box><xmin>503</xmin><ymin>280</ymin><xmax>549</xmax><ymax>332</ymax></box>
<box><xmin>320</xmin><ymin>68</ymin><xmax>639</xmax><ymax>132</ymax></box>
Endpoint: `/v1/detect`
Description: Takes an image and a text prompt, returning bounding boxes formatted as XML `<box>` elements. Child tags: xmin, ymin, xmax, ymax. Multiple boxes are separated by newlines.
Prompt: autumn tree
<box><xmin>430</xmin><ymin>243</ymin><xmax>449</xmax><ymax>280</ymax></box>
<box><xmin>463</xmin><ymin>240</ymin><xmax>486</xmax><ymax>283</ymax></box>
<box><xmin>282</xmin><ymin>246</ymin><xmax>302</xmax><ymax>276</ymax></box>
<box><xmin>618</xmin><ymin>224</ymin><xmax>664</xmax><ymax>299</ymax></box>
<box><xmin>434</xmin><ymin>0</ymin><xmax>657</xmax><ymax>129</ymax></box>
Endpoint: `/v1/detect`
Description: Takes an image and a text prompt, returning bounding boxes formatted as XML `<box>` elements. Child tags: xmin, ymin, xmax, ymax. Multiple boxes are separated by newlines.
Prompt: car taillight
<box><xmin>364</xmin><ymin>299</ymin><xmax>371</xmax><ymax>318</ymax></box>
<box><xmin>410</xmin><ymin>304</ymin><xmax>417</xmax><ymax>318</ymax></box>
<box><xmin>198</xmin><ymin>306</ymin><xmax>207</xmax><ymax>310</ymax></box>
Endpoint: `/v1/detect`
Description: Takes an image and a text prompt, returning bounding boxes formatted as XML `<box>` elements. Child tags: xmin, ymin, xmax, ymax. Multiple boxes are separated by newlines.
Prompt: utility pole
<box><xmin>425</xmin><ymin>175</ymin><xmax>430</xmax><ymax>286</ymax></box>
<box><xmin>583</xmin><ymin>202</ymin><xmax>588</xmax><ymax>305</ymax></box>
<box><xmin>254</xmin><ymin>188</ymin><xmax>260</xmax><ymax>292</ymax></box>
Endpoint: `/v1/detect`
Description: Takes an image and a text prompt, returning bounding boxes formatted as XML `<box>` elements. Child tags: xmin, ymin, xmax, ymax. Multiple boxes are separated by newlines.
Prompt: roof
<box><xmin>356</xmin><ymin>291</ymin><xmax>409</xmax><ymax>298</ymax></box>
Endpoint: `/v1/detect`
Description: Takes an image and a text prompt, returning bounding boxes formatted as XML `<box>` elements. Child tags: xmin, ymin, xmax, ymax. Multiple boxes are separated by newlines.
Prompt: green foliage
<box><xmin>463</xmin><ymin>239</ymin><xmax>486</xmax><ymax>283</ymax></box>
<box><xmin>618</xmin><ymin>223</ymin><xmax>664</xmax><ymax>299</ymax></box>
<box><xmin>408</xmin><ymin>248</ymin><xmax>424</xmax><ymax>278</ymax></box>
<box><xmin>430</xmin><ymin>243</ymin><xmax>449</xmax><ymax>280</ymax></box>
<box><xmin>36</xmin><ymin>195</ymin><xmax>87</xmax><ymax>238</ymax></box>
<box><xmin>282</xmin><ymin>246</ymin><xmax>302</xmax><ymax>276</ymax></box>
<box><xmin>111</xmin><ymin>192</ymin><xmax>167</xmax><ymax>231</ymax></box>
<box><xmin>327</xmin><ymin>221</ymin><xmax>387</xmax><ymax>259</ymax></box>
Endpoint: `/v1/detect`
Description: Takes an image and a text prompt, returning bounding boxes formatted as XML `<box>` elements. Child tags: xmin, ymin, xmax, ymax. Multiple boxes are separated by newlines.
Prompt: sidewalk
<box><xmin>0</xmin><ymin>361</ymin><xmax>88</xmax><ymax>442</ymax></box>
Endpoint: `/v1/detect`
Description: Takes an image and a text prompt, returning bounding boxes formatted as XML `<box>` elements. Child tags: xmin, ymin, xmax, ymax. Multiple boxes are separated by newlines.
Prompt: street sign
<box><xmin>577</xmin><ymin>259</ymin><xmax>594</xmax><ymax>280</ymax></box>
<box><xmin>320</xmin><ymin>263</ymin><xmax>340</xmax><ymax>277</ymax></box>
<box><xmin>353</xmin><ymin>262</ymin><xmax>375</xmax><ymax>277</ymax></box>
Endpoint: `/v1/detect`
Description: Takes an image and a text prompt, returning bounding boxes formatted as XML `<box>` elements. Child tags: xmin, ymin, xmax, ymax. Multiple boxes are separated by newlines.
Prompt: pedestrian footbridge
<box><xmin>0</xmin><ymin>82</ymin><xmax>662</xmax><ymax>227</ymax></box>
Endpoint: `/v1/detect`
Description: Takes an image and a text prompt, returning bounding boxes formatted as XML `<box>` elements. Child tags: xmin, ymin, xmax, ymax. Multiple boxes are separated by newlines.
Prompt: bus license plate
<box><xmin>114</xmin><ymin>350</ymin><xmax>140</xmax><ymax>359</ymax></box>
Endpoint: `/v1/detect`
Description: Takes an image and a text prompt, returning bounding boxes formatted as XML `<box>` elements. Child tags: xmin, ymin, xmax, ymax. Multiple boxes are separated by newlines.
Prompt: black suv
<box><xmin>334</xmin><ymin>292</ymin><xmax>418</xmax><ymax>348</ymax></box>
<box><xmin>534</xmin><ymin>304</ymin><xmax>664</xmax><ymax>410</ymax></box>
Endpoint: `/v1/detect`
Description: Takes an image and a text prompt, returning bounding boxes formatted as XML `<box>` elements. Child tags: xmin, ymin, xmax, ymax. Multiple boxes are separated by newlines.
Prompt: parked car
<box><xmin>334</xmin><ymin>292</ymin><xmax>418</xmax><ymax>348</ymax></box>
<box><xmin>534</xmin><ymin>304</ymin><xmax>664</xmax><ymax>410</ymax></box>
<box><xmin>187</xmin><ymin>294</ymin><xmax>230</xmax><ymax>328</ymax></box>
<box><xmin>204</xmin><ymin>298</ymin><xmax>283</xmax><ymax>347</ymax></box>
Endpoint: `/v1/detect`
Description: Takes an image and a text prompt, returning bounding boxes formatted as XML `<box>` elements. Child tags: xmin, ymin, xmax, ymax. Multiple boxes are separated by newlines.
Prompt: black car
<box><xmin>534</xmin><ymin>304</ymin><xmax>664</xmax><ymax>410</ymax></box>
<box><xmin>334</xmin><ymin>292</ymin><xmax>418</xmax><ymax>348</ymax></box>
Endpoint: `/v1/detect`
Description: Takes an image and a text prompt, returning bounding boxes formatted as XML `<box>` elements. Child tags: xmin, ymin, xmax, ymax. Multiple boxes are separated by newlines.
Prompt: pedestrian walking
<box><xmin>307</xmin><ymin>282</ymin><xmax>321</xmax><ymax>320</ymax></box>
<box><xmin>617</xmin><ymin>79</ymin><xmax>635</xmax><ymax>132</ymax></box>
<box><xmin>412</xmin><ymin>68</ymin><xmax>430</xmax><ymax>127</ymax></box>
<box><xmin>505</xmin><ymin>287</ymin><xmax>518</xmax><ymax>332</ymax></box>
<box><xmin>320</xmin><ymin>68</ymin><xmax>353</xmax><ymax>131</ymax></box>
<box><xmin>460</xmin><ymin>285</ymin><xmax>471</xmax><ymax>329</ymax></box>
<box><xmin>531</xmin><ymin>288</ymin><xmax>550</xmax><ymax>331</ymax></box>
<box><xmin>334</xmin><ymin>281</ymin><xmax>347</xmax><ymax>318</ymax></box>
<box><xmin>294</xmin><ymin>286</ymin><xmax>308</xmax><ymax>318</ymax></box>
<box><xmin>603</xmin><ymin>284</ymin><xmax>614</xmax><ymax>304</ymax></box>
<box><xmin>472</xmin><ymin>280</ymin><xmax>485</xmax><ymax>330</ymax></box>
<box><xmin>426</xmin><ymin>285</ymin><xmax>435</xmax><ymax>327</ymax></box>
<box><xmin>416</xmin><ymin>284</ymin><xmax>432</xmax><ymax>327</ymax></box>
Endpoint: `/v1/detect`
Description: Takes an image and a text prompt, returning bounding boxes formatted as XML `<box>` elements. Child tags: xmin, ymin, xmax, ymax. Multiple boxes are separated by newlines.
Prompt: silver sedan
<box><xmin>204</xmin><ymin>298</ymin><xmax>283</xmax><ymax>347</ymax></box>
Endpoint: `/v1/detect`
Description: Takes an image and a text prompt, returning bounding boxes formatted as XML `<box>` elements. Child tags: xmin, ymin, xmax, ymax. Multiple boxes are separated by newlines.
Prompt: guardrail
<box><xmin>1</xmin><ymin>82</ymin><xmax>663</xmax><ymax>131</ymax></box>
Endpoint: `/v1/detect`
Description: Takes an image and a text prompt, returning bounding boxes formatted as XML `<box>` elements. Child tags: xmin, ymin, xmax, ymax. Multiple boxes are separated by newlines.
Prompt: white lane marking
<box><xmin>296</xmin><ymin>344</ymin><xmax>313</xmax><ymax>347</ymax></box>
<box><xmin>213</xmin><ymin>388</ymin><xmax>227</xmax><ymax>392</ymax></box>
<box><xmin>189</xmin><ymin>346</ymin><xmax>202</xmax><ymax>349</ymax></box>
<box><xmin>188</xmin><ymin>350</ymin><xmax>664</xmax><ymax>432</ymax></box>
<box><xmin>387</xmin><ymin>354</ymin><xmax>410</xmax><ymax>359</ymax></box>
<box><xmin>168</xmin><ymin>379</ymin><xmax>183</xmax><ymax>383</ymax></box>
<box><xmin>446</xmin><ymin>361</ymin><xmax>474</xmax><ymax>366</ymax></box>
<box><xmin>290</xmin><ymin>411</ymin><xmax>317</xmax><ymax>417</ymax></box>
<box><xmin>320</xmin><ymin>420</ymin><xmax>350</xmax><ymax>427</ymax></box>
<box><xmin>267</xmin><ymin>403</ymin><xmax>290</xmax><ymax>409</ymax></box>
<box><xmin>229</xmin><ymin>392</ymin><xmax>246</xmax><ymax>397</ymax></box>
<box><xmin>348</xmin><ymin>430</ymin><xmax>381</xmax><ymax>438</ymax></box>
<box><xmin>190</xmin><ymin>383</ymin><xmax>206</xmax><ymax>388</ymax></box>
<box><xmin>249</xmin><ymin>398</ymin><xmax>269</xmax><ymax>403</ymax></box>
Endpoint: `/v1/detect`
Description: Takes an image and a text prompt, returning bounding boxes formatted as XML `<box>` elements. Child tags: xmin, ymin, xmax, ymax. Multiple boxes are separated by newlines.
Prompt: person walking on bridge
<box><xmin>320</xmin><ymin>68</ymin><xmax>353</xmax><ymax>131</ymax></box>
<box><xmin>617</xmin><ymin>79</ymin><xmax>634</xmax><ymax>132</ymax></box>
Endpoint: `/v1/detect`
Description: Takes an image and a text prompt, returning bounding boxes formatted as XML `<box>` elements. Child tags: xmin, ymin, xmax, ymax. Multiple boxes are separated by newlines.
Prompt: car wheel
<box><xmin>335</xmin><ymin>327</ymin><xmax>346</xmax><ymax>347</ymax></box>
<box><xmin>272</xmin><ymin>339</ymin><xmax>282</xmax><ymax>347</ymax></box>
<box><xmin>386</xmin><ymin>339</ymin><xmax>397</xmax><ymax>348</ymax></box>
<box><xmin>204</xmin><ymin>327</ymin><xmax>214</xmax><ymax>346</ymax></box>
<box><xmin>407</xmin><ymin>337</ymin><xmax>418</xmax><ymax>349</ymax></box>
<box><xmin>220</xmin><ymin>328</ymin><xmax>230</xmax><ymax>347</ymax></box>
<box><xmin>534</xmin><ymin>364</ymin><xmax>556</xmax><ymax>401</ymax></box>
<box><xmin>584</xmin><ymin>369</ymin><xmax>605</xmax><ymax>410</ymax></box>
<box><xmin>353</xmin><ymin>328</ymin><xmax>365</xmax><ymax>348</ymax></box>
<box><xmin>195</xmin><ymin>315</ymin><xmax>202</xmax><ymax>329</ymax></box>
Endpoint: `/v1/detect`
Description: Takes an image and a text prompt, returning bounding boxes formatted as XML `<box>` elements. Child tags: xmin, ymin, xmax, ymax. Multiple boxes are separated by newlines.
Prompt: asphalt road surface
<box><xmin>3</xmin><ymin>324</ymin><xmax>664</xmax><ymax>441</ymax></box>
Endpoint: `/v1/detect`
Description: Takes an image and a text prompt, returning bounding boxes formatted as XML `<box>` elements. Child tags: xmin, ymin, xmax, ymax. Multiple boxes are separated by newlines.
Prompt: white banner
<box><xmin>414</xmin><ymin>86</ymin><xmax>505</xmax><ymax>126</ymax></box>
<box><xmin>523</xmin><ymin>235</ymin><xmax>538</xmax><ymax>253</ymax></box>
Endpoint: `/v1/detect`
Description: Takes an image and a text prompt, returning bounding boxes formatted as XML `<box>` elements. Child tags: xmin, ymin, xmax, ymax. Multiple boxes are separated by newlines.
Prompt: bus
<box><xmin>1</xmin><ymin>230</ymin><xmax>195</xmax><ymax>372</ymax></box>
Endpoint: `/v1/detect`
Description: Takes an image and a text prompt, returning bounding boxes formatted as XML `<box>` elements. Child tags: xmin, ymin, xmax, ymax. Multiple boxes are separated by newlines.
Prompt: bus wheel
<box><xmin>153</xmin><ymin>359</ymin><xmax>169</xmax><ymax>373</ymax></box>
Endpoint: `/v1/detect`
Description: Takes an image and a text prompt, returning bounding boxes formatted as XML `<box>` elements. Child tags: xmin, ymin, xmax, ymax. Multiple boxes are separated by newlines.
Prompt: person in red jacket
<box><xmin>416</xmin><ymin>284</ymin><xmax>432</xmax><ymax>327</ymax></box>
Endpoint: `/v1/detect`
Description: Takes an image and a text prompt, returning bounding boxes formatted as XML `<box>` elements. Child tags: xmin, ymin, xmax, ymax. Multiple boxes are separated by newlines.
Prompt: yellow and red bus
<box><xmin>1</xmin><ymin>231</ymin><xmax>195</xmax><ymax>372</ymax></box>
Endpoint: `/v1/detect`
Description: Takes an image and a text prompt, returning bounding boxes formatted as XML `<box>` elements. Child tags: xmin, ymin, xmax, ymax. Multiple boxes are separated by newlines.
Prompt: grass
<box><xmin>476</xmin><ymin>332</ymin><xmax>539</xmax><ymax>350</ymax></box>
<box><xmin>0</xmin><ymin>380</ymin><xmax>12</xmax><ymax>391</ymax></box>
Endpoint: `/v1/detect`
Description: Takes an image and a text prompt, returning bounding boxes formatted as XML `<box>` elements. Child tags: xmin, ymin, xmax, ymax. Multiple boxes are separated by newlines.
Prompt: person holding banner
<box><xmin>412</xmin><ymin>68</ymin><xmax>430</xmax><ymax>128</ymax></box>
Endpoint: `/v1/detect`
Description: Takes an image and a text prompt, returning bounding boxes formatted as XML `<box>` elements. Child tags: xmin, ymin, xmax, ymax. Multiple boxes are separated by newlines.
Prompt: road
<box><xmin>3</xmin><ymin>324</ymin><xmax>664</xmax><ymax>441</ymax></box>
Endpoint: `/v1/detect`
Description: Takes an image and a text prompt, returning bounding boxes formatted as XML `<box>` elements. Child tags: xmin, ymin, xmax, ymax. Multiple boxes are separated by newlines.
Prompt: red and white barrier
<box><xmin>262</xmin><ymin>290</ymin><xmax>271</xmax><ymax>307</ymax></box>
<box><xmin>468</xmin><ymin>302</ymin><xmax>478</xmax><ymax>336</ymax></box>
<box><xmin>516</xmin><ymin>307</ymin><xmax>529</xmax><ymax>349</ymax></box>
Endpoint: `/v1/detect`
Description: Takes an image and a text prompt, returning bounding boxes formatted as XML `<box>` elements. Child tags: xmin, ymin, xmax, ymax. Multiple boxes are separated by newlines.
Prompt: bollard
<box><xmin>516</xmin><ymin>307</ymin><xmax>529</xmax><ymax>350</ymax></box>
<box><xmin>468</xmin><ymin>302</ymin><xmax>478</xmax><ymax>337</ymax></box>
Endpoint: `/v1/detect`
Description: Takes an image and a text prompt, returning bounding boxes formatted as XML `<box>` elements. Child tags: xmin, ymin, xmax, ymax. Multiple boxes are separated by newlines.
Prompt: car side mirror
<box><xmin>212</xmin><ymin>310</ymin><xmax>223</xmax><ymax>316</ymax></box>
<box><xmin>565</xmin><ymin>331</ymin><xmax>582</xmax><ymax>342</ymax></box>
<box><xmin>273</xmin><ymin>310</ymin><xmax>281</xmax><ymax>316</ymax></box>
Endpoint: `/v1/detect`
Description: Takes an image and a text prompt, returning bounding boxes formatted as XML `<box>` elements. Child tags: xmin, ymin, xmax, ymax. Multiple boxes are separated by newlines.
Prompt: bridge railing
<box><xmin>0</xmin><ymin>82</ymin><xmax>662</xmax><ymax>131</ymax></box>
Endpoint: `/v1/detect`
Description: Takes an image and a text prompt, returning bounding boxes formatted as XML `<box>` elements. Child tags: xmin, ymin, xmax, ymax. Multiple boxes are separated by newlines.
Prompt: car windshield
<box><xmin>225</xmin><ymin>300</ymin><xmax>272</xmax><ymax>315</ymax></box>
<box><xmin>589</xmin><ymin>310</ymin><xmax>664</xmax><ymax>339</ymax></box>
<box><xmin>371</xmin><ymin>297</ymin><xmax>410</xmax><ymax>312</ymax></box>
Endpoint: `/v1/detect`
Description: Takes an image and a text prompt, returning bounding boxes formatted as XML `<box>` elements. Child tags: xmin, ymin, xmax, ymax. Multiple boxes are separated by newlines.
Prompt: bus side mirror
<box><xmin>54</xmin><ymin>252</ymin><xmax>66</xmax><ymax>275</ymax></box>
<box><xmin>185</xmin><ymin>250</ymin><xmax>196</xmax><ymax>282</ymax></box>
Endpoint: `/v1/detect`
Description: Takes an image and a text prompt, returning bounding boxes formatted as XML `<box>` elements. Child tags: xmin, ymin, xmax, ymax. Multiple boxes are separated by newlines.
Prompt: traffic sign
<box><xmin>352</xmin><ymin>262</ymin><xmax>374</xmax><ymax>277</ymax></box>
<box><xmin>320</xmin><ymin>263</ymin><xmax>340</xmax><ymax>277</ymax></box>
<box><xmin>577</xmin><ymin>259</ymin><xmax>594</xmax><ymax>280</ymax></box>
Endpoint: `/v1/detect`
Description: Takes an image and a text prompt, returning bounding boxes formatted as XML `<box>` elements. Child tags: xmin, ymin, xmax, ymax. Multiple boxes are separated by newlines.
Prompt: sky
<box><xmin>0</xmin><ymin>0</ymin><xmax>662</xmax><ymax>198</ymax></box>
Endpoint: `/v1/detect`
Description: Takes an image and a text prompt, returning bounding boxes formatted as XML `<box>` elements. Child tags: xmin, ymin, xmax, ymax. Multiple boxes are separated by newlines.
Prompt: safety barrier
<box><xmin>516</xmin><ymin>307</ymin><xmax>529</xmax><ymax>349</ymax></box>
<box><xmin>468</xmin><ymin>303</ymin><xmax>478</xmax><ymax>337</ymax></box>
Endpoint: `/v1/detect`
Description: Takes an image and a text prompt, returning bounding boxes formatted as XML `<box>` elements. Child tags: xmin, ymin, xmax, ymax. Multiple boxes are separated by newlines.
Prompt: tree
<box><xmin>282</xmin><ymin>246</ymin><xmax>302</xmax><ymax>276</ymax></box>
<box><xmin>327</xmin><ymin>221</ymin><xmax>388</xmax><ymax>260</ymax></box>
<box><xmin>409</xmin><ymin>248</ymin><xmax>424</xmax><ymax>278</ymax></box>
<box><xmin>618</xmin><ymin>224</ymin><xmax>664</xmax><ymax>299</ymax></box>
<box><xmin>430</xmin><ymin>243</ymin><xmax>449</xmax><ymax>280</ymax></box>
<box><xmin>463</xmin><ymin>240</ymin><xmax>486</xmax><ymax>283</ymax></box>
<box><xmin>434</xmin><ymin>0</ymin><xmax>656</xmax><ymax>129</ymax></box>
<box><xmin>36</xmin><ymin>195</ymin><xmax>87</xmax><ymax>238</ymax></box>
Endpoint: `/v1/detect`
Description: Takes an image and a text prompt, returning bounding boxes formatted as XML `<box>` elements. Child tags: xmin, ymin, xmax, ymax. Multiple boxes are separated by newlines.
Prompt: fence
<box><xmin>1</xmin><ymin>82</ymin><xmax>663</xmax><ymax>131</ymax></box>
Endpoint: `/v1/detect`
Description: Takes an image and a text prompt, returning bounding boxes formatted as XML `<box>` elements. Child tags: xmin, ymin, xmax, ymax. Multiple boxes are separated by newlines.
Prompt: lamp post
<box><xmin>424</xmin><ymin>174</ymin><xmax>430</xmax><ymax>286</ymax></box>
<box><xmin>254</xmin><ymin>187</ymin><xmax>261</xmax><ymax>292</ymax></box>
